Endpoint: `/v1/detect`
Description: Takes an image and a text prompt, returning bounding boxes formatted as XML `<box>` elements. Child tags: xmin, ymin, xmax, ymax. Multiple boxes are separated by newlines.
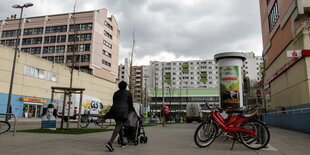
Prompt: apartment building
<box><xmin>130</xmin><ymin>66</ymin><xmax>143</xmax><ymax>102</ymax></box>
<box><xmin>259</xmin><ymin>0</ymin><xmax>310</xmax><ymax>132</ymax></box>
<box><xmin>150</xmin><ymin>60</ymin><xmax>219</xmax><ymax>90</ymax></box>
<box><xmin>243</xmin><ymin>52</ymin><xmax>264</xmax><ymax>85</ymax></box>
<box><xmin>0</xmin><ymin>45</ymin><xmax>117</xmax><ymax>118</ymax></box>
<box><xmin>0</xmin><ymin>8</ymin><xmax>120</xmax><ymax>82</ymax></box>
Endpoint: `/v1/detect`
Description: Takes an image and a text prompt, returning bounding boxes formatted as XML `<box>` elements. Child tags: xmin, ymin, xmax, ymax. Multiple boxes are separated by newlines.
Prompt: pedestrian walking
<box><xmin>105</xmin><ymin>81</ymin><xmax>135</xmax><ymax>152</ymax></box>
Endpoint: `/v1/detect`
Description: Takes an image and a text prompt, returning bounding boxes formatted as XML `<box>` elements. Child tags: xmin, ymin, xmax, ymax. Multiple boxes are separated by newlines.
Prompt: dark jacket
<box><xmin>105</xmin><ymin>89</ymin><xmax>134</xmax><ymax>120</ymax></box>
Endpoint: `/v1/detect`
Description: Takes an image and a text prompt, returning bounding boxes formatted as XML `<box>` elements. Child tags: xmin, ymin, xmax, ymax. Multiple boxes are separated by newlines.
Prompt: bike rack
<box><xmin>0</xmin><ymin>113</ymin><xmax>17</xmax><ymax>136</ymax></box>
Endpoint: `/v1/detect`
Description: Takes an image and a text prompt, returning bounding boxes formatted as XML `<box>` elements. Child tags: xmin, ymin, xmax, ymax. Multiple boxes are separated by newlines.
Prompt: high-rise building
<box><xmin>243</xmin><ymin>52</ymin><xmax>264</xmax><ymax>85</ymax></box>
<box><xmin>259</xmin><ymin>0</ymin><xmax>310</xmax><ymax>132</ymax></box>
<box><xmin>130</xmin><ymin>66</ymin><xmax>143</xmax><ymax>102</ymax></box>
<box><xmin>118</xmin><ymin>58</ymin><xmax>130</xmax><ymax>84</ymax></box>
<box><xmin>0</xmin><ymin>8</ymin><xmax>120</xmax><ymax>82</ymax></box>
<box><xmin>150</xmin><ymin>60</ymin><xmax>219</xmax><ymax>89</ymax></box>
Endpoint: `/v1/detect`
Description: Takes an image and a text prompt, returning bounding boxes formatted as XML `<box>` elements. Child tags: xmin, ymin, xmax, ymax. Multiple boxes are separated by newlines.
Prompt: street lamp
<box><xmin>143</xmin><ymin>75</ymin><xmax>149</xmax><ymax>112</ymax></box>
<box><xmin>6</xmin><ymin>3</ymin><xmax>33</xmax><ymax>122</ymax></box>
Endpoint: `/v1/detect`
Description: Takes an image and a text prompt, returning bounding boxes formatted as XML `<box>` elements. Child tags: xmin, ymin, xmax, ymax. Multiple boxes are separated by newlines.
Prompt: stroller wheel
<box><xmin>144</xmin><ymin>136</ymin><xmax>148</xmax><ymax>143</ymax></box>
<box><xmin>140</xmin><ymin>136</ymin><xmax>144</xmax><ymax>143</ymax></box>
<box><xmin>134</xmin><ymin>140</ymin><xmax>138</xmax><ymax>145</ymax></box>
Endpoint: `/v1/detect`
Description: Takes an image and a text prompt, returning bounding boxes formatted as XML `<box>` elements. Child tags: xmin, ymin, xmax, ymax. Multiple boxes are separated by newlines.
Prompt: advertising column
<box><xmin>214</xmin><ymin>52</ymin><xmax>246</xmax><ymax>109</ymax></box>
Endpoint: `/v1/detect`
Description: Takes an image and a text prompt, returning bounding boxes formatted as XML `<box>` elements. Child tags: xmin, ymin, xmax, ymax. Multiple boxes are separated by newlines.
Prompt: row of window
<box><xmin>44</xmin><ymin>35</ymin><xmax>66</xmax><ymax>43</ymax></box>
<box><xmin>155</xmin><ymin>81</ymin><xmax>216</xmax><ymax>86</ymax></box>
<box><xmin>69</xmin><ymin>23</ymin><xmax>92</xmax><ymax>32</ymax></box>
<box><xmin>24</xmin><ymin>65</ymin><xmax>56</xmax><ymax>82</ymax></box>
<box><xmin>151</xmin><ymin>97</ymin><xmax>219</xmax><ymax>103</ymax></box>
<box><xmin>1</xmin><ymin>23</ymin><xmax>93</xmax><ymax>38</ymax></box>
<box><xmin>157</xmin><ymin>61</ymin><xmax>214</xmax><ymax>66</ymax></box>
<box><xmin>22</xmin><ymin>37</ymin><xmax>42</xmax><ymax>45</ymax></box>
<box><xmin>68</xmin><ymin>33</ymin><xmax>91</xmax><ymax>42</ymax></box>
<box><xmin>159</xmin><ymin>66</ymin><xmax>216</xmax><ymax>70</ymax></box>
<box><xmin>43</xmin><ymin>54</ymin><xmax>91</xmax><ymax>63</ymax></box>
<box><xmin>21</xmin><ymin>44</ymin><xmax>91</xmax><ymax>54</ymax></box>
<box><xmin>24</xmin><ymin>27</ymin><xmax>43</xmax><ymax>35</ymax></box>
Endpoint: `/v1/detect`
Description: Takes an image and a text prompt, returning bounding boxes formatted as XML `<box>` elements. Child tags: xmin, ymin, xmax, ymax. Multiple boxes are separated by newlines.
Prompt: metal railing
<box><xmin>0</xmin><ymin>113</ymin><xmax>17</xmax><ymax>136</ymax></box>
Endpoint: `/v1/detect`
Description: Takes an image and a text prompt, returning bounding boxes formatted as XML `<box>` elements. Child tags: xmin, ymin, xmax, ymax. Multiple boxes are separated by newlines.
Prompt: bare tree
<box><xmin>128</xmin><ymin>28</ymin><xmax>135</xmax><ymax>92</ymax></box>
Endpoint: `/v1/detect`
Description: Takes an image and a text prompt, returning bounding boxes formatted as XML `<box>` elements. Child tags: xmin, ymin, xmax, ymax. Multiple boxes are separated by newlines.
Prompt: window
<box><xmin>102</xmin><ymin>59</ymin><xmax>111</xmax><ymax>67</ymax></box>
<box><xmin>104</xmin><ymin>30</ymin><xmax>112</xmax><ymax>39</ymax></box>
<box><xmin>268</xmin><ymin>0</ymin><xmax>279</xmax><ymax>31</ymax></box>
<box><xmin>103</xmin><ymin>49</ymin><xmax>111</xmax><ymax>58</ymax></box>
<box><xmin>24</xmin><ymin>65</ymin><xmax>56</xmax><ymax>82</ymax></box>
<box><xmin>69</xmin><ymin>23</ymin><xmax>92</xmax><ymax>31</ymax></box>
<box><xmin>68</xmin><ymin>33</ymin><xmax>91</xmax><ymax>42</ymax></box>
<box><xmin>103</xmin><ymin>40</ymin><xmax>112</xmax><ymax>48</ymax></box>
<box><xmin>104</xmin><ymin>21</ymin><xmax>113</xmax><ymax>31</ymax></box>
<box><xmin>45</xmin><ymin>25</ymin><xmax>67</xmax><ymax>33</ymax></box>
<box><xmin>24</xmin><ymin>27</ymin><xmax>43</xmax><ymax>35</ymax></box>
<box><xmin>67</xmin><ymin>44</ymin><xmax>90</xmax><ymax>52</ymax></box>
<box><xmin>1</xmin><ymin>30</ymin><xmax>19</xmax><ymax>37</ymax></box>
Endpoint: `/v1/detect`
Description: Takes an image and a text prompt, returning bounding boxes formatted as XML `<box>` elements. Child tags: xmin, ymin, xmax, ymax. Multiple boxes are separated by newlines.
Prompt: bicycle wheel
<box><xmin>240</xmin><ymin>120</ymin><xmax>270</xmax><ymax>150</ymax></box>
<box><xmin>97</xmin><ymin>117</ymin><xmax>111</xmax><ymax>129</ymax></box>
<box><xmin>194</xmin><ymin>122</ymin><xmax>217</xmax><ymax>148</ymax></box>
<box><xmin>80</xmin><ymin>115</ymin><xmax>90</xmax><ymax>128</ymax></box>
<box><xmin>0</xmin><ymin>121</ymin><xmax>11</xmax><ymax>134</ymax></box>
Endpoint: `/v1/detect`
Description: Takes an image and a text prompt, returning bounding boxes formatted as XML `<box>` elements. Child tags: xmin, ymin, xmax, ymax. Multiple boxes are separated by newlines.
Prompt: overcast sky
<box><xmin>0</xmin><ymin>0</ymin><xmax>263</xmax><ymax>66</ymax></box>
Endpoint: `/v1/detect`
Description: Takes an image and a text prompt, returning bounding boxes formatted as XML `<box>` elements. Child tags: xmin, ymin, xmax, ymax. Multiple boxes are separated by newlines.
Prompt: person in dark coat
<box><xmin>105</xmin><ymin>81</ymin><xmax>134</xmax><ymax>152</ymax></box>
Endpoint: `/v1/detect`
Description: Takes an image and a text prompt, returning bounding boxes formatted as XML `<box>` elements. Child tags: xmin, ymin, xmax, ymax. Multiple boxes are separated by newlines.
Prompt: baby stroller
<box><xmin>118</xmin><ymin>101</ymin><xmax>148</xmax><ymax>145</ymax></box>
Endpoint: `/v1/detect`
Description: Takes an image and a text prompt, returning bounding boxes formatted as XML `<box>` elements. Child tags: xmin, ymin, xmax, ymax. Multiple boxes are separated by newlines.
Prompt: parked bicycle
<box><xmin>0</xmin><ymin>121</ymin><xmax>11</xmax><ymax>134</ymax></box>
<box><xmin>80</xmin><ymin>111</ymin><xmax>111</xmax><ymax>129</ymax></box>
<box><xmin>194</xmin><ymin>103</ymin><xmax>270</xmax><ymax>150</ymax></box>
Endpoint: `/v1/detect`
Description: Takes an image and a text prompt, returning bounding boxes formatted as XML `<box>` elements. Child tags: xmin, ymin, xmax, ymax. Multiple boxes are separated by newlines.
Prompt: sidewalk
<box><xmin>0</xmin><ymin>123</ymin><xmax>309</xmax><ymax>154</ymax></box>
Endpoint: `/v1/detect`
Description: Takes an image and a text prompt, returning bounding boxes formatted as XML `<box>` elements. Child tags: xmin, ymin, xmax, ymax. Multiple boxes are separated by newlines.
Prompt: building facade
<box><xmin>0</xmin><ymin>8</ymin><xmax>120</xmax><ymax>82</ymax></box>
<box><xmin>0</xmin><ymin>45</ymin><xmax>117</xmax><ymax>118</ymax></box>
<box><xmin>259</xmin><ymin>0</ymin><xmax>310</xmax><ymax>132</ymax></box>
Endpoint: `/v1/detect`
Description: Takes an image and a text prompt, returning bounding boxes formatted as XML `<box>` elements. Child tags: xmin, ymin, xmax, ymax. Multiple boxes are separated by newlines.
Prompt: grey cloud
<box><xmin>0</xmin><ymin>0</ymin><xmax>263</xmax><ymax>65</ymax></box>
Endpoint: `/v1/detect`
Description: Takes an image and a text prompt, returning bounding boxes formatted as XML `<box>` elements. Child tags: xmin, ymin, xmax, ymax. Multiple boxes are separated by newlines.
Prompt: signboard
<box><xmin>20</xmin><ymin>97</ymin><xmax>46</xmax><ymax>103</ymax></box>
<box><xmin>219</xmin><ymin>66</ymin><xmax>240</xmax><ymax>108</ymax></box>
<box><xmin>287</xmin><ymin>50</ymin><xmax>302</xmax><ymax>57</ymax></box>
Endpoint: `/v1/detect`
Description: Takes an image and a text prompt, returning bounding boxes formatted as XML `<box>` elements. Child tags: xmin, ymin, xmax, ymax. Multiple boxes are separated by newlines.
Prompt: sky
<box><xmin>0</xmin><ymin>0</ymin><xmax>263</xmax><ymax>66</ymax></box>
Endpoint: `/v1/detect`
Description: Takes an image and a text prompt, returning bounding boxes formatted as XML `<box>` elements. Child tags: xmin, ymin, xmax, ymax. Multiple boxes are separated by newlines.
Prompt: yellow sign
<box><xmin>20</xmin><ymin>97</ymin><xmax>46</xmax><ymax>103</ymax></box>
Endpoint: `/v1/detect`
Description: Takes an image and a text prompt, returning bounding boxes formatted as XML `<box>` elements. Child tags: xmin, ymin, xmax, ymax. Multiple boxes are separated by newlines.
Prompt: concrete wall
<box><xmin>0</xmin><ymin>45</ymin><xmax>117</xmax><ymax>106</ymax></box>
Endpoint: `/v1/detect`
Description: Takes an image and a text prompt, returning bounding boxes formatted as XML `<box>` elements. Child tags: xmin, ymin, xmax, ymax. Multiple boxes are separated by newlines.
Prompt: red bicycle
<box><xmin>194</xmin><ymin>103</ymin><xmax>270</xmax><ymax>150</ymax></box>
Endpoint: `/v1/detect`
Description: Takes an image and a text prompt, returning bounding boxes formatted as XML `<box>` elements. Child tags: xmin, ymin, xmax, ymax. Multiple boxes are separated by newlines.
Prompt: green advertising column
<box><xmin>214</xmin><ymin>52</ymin><xmax>246</xmax><ymax>109</ymax></box>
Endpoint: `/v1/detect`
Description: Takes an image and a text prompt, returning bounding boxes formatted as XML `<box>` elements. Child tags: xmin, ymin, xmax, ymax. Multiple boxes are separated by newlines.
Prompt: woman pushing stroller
<box><xmin>104</xmin><ymin>81</ymin><xmax>135</xmax><ymax>152</ymax></box>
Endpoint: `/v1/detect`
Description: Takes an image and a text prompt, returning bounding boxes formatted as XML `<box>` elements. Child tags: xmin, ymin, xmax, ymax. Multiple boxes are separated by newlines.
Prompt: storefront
<box><xmin>20</xmin><ymin>97</ymin><xmax>46</xmax><ymax>118</ymax></box>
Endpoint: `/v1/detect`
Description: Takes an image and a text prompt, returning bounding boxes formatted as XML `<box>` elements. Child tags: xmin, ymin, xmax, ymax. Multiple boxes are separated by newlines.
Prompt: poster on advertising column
<box><xmin>220</xmin><ymin>66</ymin><xmax>240</xmax><ymax>108</ymax></box>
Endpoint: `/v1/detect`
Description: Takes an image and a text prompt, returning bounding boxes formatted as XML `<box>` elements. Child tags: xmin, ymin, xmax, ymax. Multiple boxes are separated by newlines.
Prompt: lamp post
<box><xmin>143</xmin><ymin>75</ymin><xmax>149</xmax><ymax>115</ymax></box>
<box><xmin>6</xmin><ymin>3</ymin><xmax>33</xmax><ymax>122</ymax></box>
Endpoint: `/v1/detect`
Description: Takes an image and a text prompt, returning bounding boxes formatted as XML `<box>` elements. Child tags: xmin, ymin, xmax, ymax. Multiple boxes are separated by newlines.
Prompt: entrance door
<box><xmin>23</xmin><ymin>102</ymin><xmax>43</xmax><ymax>118</ymax></box>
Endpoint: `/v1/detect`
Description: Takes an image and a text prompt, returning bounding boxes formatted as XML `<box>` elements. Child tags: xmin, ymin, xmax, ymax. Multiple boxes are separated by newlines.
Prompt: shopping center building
<box><xmin>0</xmin><ymin>45</ymin><xmax>117</xmax><ymax>118</ymax></box>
